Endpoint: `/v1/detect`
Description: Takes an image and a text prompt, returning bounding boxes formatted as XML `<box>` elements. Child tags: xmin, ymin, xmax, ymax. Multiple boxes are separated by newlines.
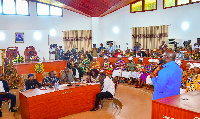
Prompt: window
<box><xmin>164</xmin><ymin>0</ymin><xmax>200</xmax><ymax>8</ymax></box>
<box><xmin>37</xmin><ymin>3</ymin><xmax>50</xmax><ymax>15</ymax></box>
<box><xmin>3</xmin><ymin>0</ymin><xmax>16</xmax><ymax>14</ymax></box>
<box><xmin>131</xmin><ymin>1</ymin><xmax>142</xmax><ymax>12</ymax></box>
<box><xmin>131</xmin><ymin>0</ymin><xmax>157</xmax><ymax>13</ymax></box>
<box><xmin>37</xmin><ymin>2</ymin><xmax>63</xmax><ymax>16</ymax></box>
<box><xmin>192</xmin><ymin>0</ymin><xmax>200</xmax><ymax>2</ymax></box>
<box><xmin>164</xmin><ymin>0</ymin><xmax>175</xmax><ymax>8</ymax></box>
<box><xmin>1</xmin><ymin>0</ymin><xmax>29</xmax><ymax>15</ymax></box>
<box><xmin>178</xmin><ymin>0</ymin><xmax>189</xmax><ymax>5</ymax></box>
<box><xmin>50</xmin><ymin>6</ymin><xmax>62</xmax><ymax>16</ymax></box>
<box><xmin>144</xmin><ymin>0</ymin><xmax>157</xmax><ymax>10</ymax></box>
<box><xmin>16</xmin><ymin>0</ymin><xmax>29</xmax><ymax>15</ymax></box>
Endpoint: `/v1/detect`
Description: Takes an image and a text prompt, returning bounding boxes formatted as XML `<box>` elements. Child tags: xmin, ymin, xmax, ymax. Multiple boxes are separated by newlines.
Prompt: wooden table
<box><xmin>19</xmin><ymin>84</ymin><xmax>100</xmax><ymax>119</ymax></box>
<box><xmin>152</xmin><ymin>90</ymin><xmax>200</xmax><ymax>119</ymax></box>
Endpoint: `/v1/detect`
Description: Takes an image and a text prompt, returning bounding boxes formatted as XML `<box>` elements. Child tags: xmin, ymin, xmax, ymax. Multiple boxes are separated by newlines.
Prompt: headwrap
<box><xmin>28</xmin><ymin>74</ymin><xmax>34</xmax><ymax>78</ymax></box>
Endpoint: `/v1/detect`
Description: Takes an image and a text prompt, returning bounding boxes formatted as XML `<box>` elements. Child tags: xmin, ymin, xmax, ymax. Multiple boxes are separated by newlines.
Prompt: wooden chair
<box><xmin>24</xmin><ymin>46</ymin><xmax>37</xmax><ymax>61</ymax></box>
<box><xmin>43</xmin><ymin>71</ymin><xmax>57</xmax><ymax>79</ymax></box>
<box><xmin>101</xmin><ymin>82</ymin><xmax>122</xmax><ymax>110</ymax></box>
<box><xmin>20</xmin><ymin>73</ymin><xmax>36</xmax><ymax>87</ymax></box>
<box><xmin>6</xmin><ymin>47</ymin><xmax>20</xmax><ymax>62</ymax></box>
<box><xmin>60</xmin><ymin>70</ymin><xmax>65</xmax><ymax>78</ymax></box>
<box><xmin>136</xmin><ymin>49</ymin><xmax>149</xmax><ymax>57</ymax></box>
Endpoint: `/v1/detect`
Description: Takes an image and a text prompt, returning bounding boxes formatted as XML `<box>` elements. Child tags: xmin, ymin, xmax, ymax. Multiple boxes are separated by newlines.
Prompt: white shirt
<box><xmin>102</xmin><ymin>76</ymin><xmax>115</xmax><ymax>96</ymax></box>
<box><xmin>49</xmin><ymin>48</ymin><xmax>55</xmax><ymax>60</ymax></box>
<box><xmin>0</xmin><ymin>81</ymin><xmax>5</xmax><ymax>92</ymax></box>
<box><xmin>75</xmin><ymin>69</ymin><xmax>79</xmax><ymax>79</ymax></box>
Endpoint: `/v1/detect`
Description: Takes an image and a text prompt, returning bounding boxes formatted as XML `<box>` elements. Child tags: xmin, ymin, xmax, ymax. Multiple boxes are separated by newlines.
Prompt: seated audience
<box><xmin>72</xmin><ymin>63</ymin><xmax>83</xmax><ymax>81</ymax></box>
<box><xmin>25</xmin><ymin>74</ymin><xmax>41</xmax><ymax>90</ymax></box>
<box><xmin>191</xmin><ymin>45</ymin><xmax>200</xmax><ymax>60</ymax></box>
<box><xmin>91</xmin><ymin>44</ymin><xmax>98</xmax><ymax>57</ymax></box>
<box><xmin>159</xmin><ymin>41</ymin><xmax>168</xmax><ymax>54</ymax></box>
<box><xmin>82</xmin><ymin>55</ymin><xmax>91</xmax><ymax>74</ymax></box>
<box><xmin>122</xmin><ymin>57</ymin><xmax>136</xmax><ymax>84</ymax></box>
<box><xmin>87</xmin><ymin>69</ymin><xmax>99</xmax><ymax>83</ymax></box>
<box><xmin>185</xmin><ymin>63</ymin><xmax>200</xmax><ymax>93</ymax></box>
<box><xmin>112</xmin><ymin>55</ymin><xmax>126</xmax><ymax>83</ymax></box>
<box><xmin>86</xmin><ymin>51</ymin><xmax>93</xmax><ymax>61</ymax></box>
<box><xmin>42</xmin><ymin>71</ymin><xmax>61</xmax><ymax>86</ymax></box>
<box><xmin>107</xmin><ymin>43</ymin><xmax>115</xmax><ymax>55</ymax></box>
<box><xmin>0</xmin><ymin>74</ymin><xmax>17</xmax><ymax>117</ymax></box>
<box><xmin>175</xmin><ymin>48</ymin><xmax>184</xmax><ymax>60</ymax></box>
<box><xmin>90</xmin><ymin>73</ymin><xmax>115</xmax><ymax>111</ymax></box>
<box><xmin>89</xmin><ymin>57</ymin><xmax>101</xmax><ymax>71</ymax></box>
<box><xmin>113</xmin><ymin>50</ymin><xmax>121</xmax><ymax>57</ymax></box>
<box><xmin>59</xmin><ymin>46</ymin><xmax>64</xmax><ymax>60</ymax></box>
<box><xmin>182</xmin><ymin>62</ymin><xmax>193</xmax><ymax>89</ymax></box>
<box><xmin>150</xmin><ymin>49</ymin><xmax>161</xmax><ymax>58</ymax></box>
<box><xmin>136</xmin><ymin>49</ymin><xmax>147</xmax><ymax>57</ymax></box>
<box><xmin>101</xmin><ymin>56</ymin><xmax>113</xmax><ymax>76</ymax></box>
<box><xmin>98</xmin><ymin>43</ymin><xmax>106</xmax><ymax>53</ymax></box>
<box><xmin>61</xmin><ymin>67</ymin><xmax>74</xmax><ymax>83</ymax></box>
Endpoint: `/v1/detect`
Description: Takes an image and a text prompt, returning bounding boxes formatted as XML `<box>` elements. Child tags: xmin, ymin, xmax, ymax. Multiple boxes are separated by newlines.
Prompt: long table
<box><xmin>152</xmin><ymin>90</ymin><xmax>200</xmax><ymax>119</ymax></box>
<box><xmin>19</xmin><ymin>84</ymin><xmax>100</xmax><ymax>119</ymax></box>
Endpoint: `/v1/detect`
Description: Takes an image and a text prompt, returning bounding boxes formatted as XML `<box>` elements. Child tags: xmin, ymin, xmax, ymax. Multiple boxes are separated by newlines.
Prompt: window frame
<box><xmin>0</xmin><ymin>0</ymin><xmax>30</xmax><ymax>16</ymax></box>
<box><xmin>130</xmin><ymin>0</ymin><xmax>157</xmax><ymax>13</ymax></box>
<box><xmin>36</xmin><ymin>2</ymin><xmax>63</xmax><ymax>17</ymax></box>
<box><xmin>163</xmin><ymin>0</ymin><xmax>200</xmax><ymax>9</ymax></box>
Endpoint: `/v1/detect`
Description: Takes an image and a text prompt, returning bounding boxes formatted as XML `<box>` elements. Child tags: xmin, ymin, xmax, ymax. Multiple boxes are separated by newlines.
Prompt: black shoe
<box><xmin>9</xmin><ymin>108</ymin><xmax>17</xmax><ymax>112</ymax></box>
<box><xmin>90</xmin><ymin>108</ymin><xmax>98</xmax><ymax>111</ymax></box>
<box><xmin>0</xmin><ymin>111</ymin><xmax>2</xmax><ymax>117</ymax></box>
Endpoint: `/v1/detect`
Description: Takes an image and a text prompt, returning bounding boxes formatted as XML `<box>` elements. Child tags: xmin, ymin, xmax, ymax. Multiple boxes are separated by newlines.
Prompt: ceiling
<box><xmin>31</xmin><ymin>0</ymin><xmax>140</xmax><ymax>17</ymax></box>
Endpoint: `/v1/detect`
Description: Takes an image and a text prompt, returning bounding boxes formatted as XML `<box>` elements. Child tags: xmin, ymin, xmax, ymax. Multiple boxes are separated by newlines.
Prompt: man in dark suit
<box><xmin>25</xmin><ymin>74</ymin><xmax>41</xmax><ymax>90</ymax></box>
<box><xmin>0</xmin><ymin>74</ymin><xmax>17</xmax><ymax>117</ymax></box>
<box><xmin>72</xmin><ymin>63</ymin><xmax>83</xmax><ymax>81</ymax></box>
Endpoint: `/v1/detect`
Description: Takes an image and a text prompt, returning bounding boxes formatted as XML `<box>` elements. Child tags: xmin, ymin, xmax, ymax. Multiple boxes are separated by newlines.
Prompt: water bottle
<box><xmin>24</xmin><ymin>84</ymin><xmax>26</xmax><ymax>91</ymax></box>
<box><xmin>54</xmin><ymin>82</ymin><xmax>57</xmax><ymax>89</ymax></box>
<box><xmin>98</xmin><ymin>104</ymin><xmax>101</xmax><ymax>109</ymax></box>
<box><xmin>81</xmin><ymin>77</ymin><xmax>83</xmax><ymax>83</ymax></box>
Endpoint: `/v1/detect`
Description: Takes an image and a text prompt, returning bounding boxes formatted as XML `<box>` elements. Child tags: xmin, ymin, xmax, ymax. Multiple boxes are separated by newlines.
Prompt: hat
<box><xmin>148</xmin><ymin>59</ymin><xmax>154</xmax><ymax>63</ymax></box>
<box><xmin>28</xmin><ymin>74</ymin><xmax>34</xmax><ymax>78</ymax></box>
<box><xmin>117</xmin><ymin>55</ymin><xmax>122</xmax><ymax>58</ymax></box>
<box><xmin>104</xmin><ymin>56</ymin><xmax>108</xmax><ymax>59</ymax></box>
<box><xmin>128</xmin><ymin>57</ymin><xmax>133</xmax><ymax>60</ymax></box>
<box><xmin>189</xmin><ymin>63</ymin><xmax>195</xmax><ymax>69</ymax></box>
<box><xmin>139</xmin><ymin>58</ymin><xmax>143</xmax><ymax>62</ymax></box>
<box><xmin>153</xmin><ymin>59</ymin><xmax>160</xmax><ymax>64</ymax></box>
<box><xmin>153</xmin><ymin>49</ymin><xmax>157</xmax><ymax>51</ymax></box>
<box><xmin>93</xmin><ymin>57</ymin><xmax>97</xmax><ymax>59</ymax></box>
<box><xmin>193</xmin><ymin>63</ymin><xmax>200</xmax><ymax>68</ymax></box>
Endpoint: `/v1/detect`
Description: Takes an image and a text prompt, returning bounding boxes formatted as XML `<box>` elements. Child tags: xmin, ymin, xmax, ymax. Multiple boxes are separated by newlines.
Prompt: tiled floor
<box><xmin>1</xmin><ymin>84</ymin><xmax>153</xmax><ymax>119</ymax></box>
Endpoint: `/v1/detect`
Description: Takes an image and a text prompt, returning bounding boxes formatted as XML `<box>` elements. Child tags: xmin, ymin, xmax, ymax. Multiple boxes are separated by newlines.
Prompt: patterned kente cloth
<box><xmin>191</xmin><ymin>52</ymin><xmax>200</xmax><ymax>60</ymax></box>
<box><xmin>102</xmin><ymin>61</ymin><xmax>113</xmax><ymax>75</ymax></box>
<box><xmin>90</xmin><ymin>61</ymin><xmax>101</xmax><ymax>70</ymax></box>
<box><xmin>4</xmin><ymin>63</ymin><xmax>19</xmax><ymax>89</ymax></box>
<box><xmin>182</xmin><ymin>70</ymin><xmax>193</xmax><ymax>88</ymax></box>
<box><xmin>185</xmin><ymin>74</ymin><xmax>200</xmax><ymax>93</ymax></box>
<box><xmin>146</xmin><ymin>64</ymin><xmax>153</xmax><ymax>74</ymax></box>
<box><xmin>114</xmin><ymin>60</ymin><xmax>126</xmax><ymax>71</ymax></box>
<box><xmin>136</xmin><ymin>64</ymin><xmax>145</xmax><ymax>74</ymax></box>
<box><xmin>82</xmin><ymin>58</ymin><xmax>90</xmax><ymax>74</ymax></box>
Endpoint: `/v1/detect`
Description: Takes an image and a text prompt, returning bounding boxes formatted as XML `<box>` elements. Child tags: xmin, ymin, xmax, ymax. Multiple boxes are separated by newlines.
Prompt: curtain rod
<box><xmin>130</xmin><ymin>24</ymin><xmax>171</xmax><ymax>29</ymax></box>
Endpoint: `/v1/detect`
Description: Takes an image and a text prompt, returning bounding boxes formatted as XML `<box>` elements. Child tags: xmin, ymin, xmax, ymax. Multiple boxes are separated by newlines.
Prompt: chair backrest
<box><xmin>20</xmin><ymin>73</ymin><xmax>36</xmax><ymax>86</ymax></box>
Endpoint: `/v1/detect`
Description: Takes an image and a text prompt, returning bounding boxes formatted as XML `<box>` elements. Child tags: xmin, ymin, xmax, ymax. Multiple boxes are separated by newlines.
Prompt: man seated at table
<box><xmin>72</xmin><ymin>63</ymin><xmax>83</xmax><ymax>81</ymax></box>
<box><xmin>90</xmin><ymin>73</ymin><xmax>115</xmax><ymax>111</ymax></box>
<box><xmin>99</xmin><ymin>43</ymin><xmax>106</xmax><ymax>53</ymax></box>
<box><xmin>42</xmin><ymin>71</ymin><xmax>61</xmax><ymax>86</ymax></box>
<box><xmin>0</xmin><ymin>74</ymin><xmax>17</xmax><ymax>117</ymax></box>
<box><xmin>136</xmin><ymin>49</ymin><xmax>147</xmax><ymax>57</ymax></box>
<box><xmin>25</xmin><ymin>74</ymin><xmax>41</xmax><ymax>90</ymax></box>
<box><xmin>175</xmin><ymin>48</ymin><xmax>184</xmax><ymax>60</ymax></box>
<box><xmin>107</xmin><ymin>43</ymin><xmax>115</xmax><ymax>55</ymax></box>
<box><xmin>191</xmin><ymin>45</ymin><xmax>200</xmax><ymax>60</ymax></box>
<box><xmin>61</xmin><ymin>67</ymin><xmax>75</xmax><ymax>83</ymax></box>
<box><xmin>150</xmin><ymin>49</ymin><xmax>161</xmax><ymax>58</ymax></box>
<box><xmin>89</xmin><ymin>57</ymin><xmax>101</xmax><ymax>71</ymax></box>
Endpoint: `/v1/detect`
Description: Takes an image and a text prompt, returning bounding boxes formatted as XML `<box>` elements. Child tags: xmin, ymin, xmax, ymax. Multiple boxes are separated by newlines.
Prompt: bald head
<box><xmin>163</xmin><ymin>50</ymin><xmax>176</xmax><ymax>64</ymax></box>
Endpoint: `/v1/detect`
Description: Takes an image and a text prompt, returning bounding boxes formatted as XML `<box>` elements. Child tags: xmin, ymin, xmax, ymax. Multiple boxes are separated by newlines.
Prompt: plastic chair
<box><xmin>2</xmin><ymin>98</ymin><xmax>10</xmax><ymax>110</ymax></box>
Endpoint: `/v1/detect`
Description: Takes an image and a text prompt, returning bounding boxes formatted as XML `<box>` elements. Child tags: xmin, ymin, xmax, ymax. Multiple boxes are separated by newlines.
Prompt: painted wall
<box><xmin>99</xmin><ymin>0</ymin><xmax>200</xmax><ymax>51</ymax></box>
<box><xmin>0</xmin><ymin>1</ymin><xmax>92</xmax><ymax>65</ymax></box>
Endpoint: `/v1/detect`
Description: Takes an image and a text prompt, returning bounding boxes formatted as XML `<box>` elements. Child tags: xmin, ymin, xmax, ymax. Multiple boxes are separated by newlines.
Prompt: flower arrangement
<box><xmin>30</xmin><ymin>55</ymin><xmax>40</xmax><ymax>61</ymax></box>
<box><xmin>12</xmin><ymin>55</ymin><xmax>24</xmax><ymax>63</ymax></box>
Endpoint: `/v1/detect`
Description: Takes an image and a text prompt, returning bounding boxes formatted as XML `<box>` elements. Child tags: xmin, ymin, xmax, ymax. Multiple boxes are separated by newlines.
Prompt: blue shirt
<box><xmin>99</xmin><ymin>47</ymin><xmax>106</xmax><ymax>52</ymax></box>
<box><xmin>107</xmin><ymin>46</ymin><xmax>115</xmax><ymax>53</ymax></box>
<box><xmin>133</xmin><ymin>46</ymin><xmax>140</xmax><ymax>53</ymax></box>
<box><xmin>152</xmin><ymin>61</ymin><xmax>182</xmax><ymax>100</ymax></box>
